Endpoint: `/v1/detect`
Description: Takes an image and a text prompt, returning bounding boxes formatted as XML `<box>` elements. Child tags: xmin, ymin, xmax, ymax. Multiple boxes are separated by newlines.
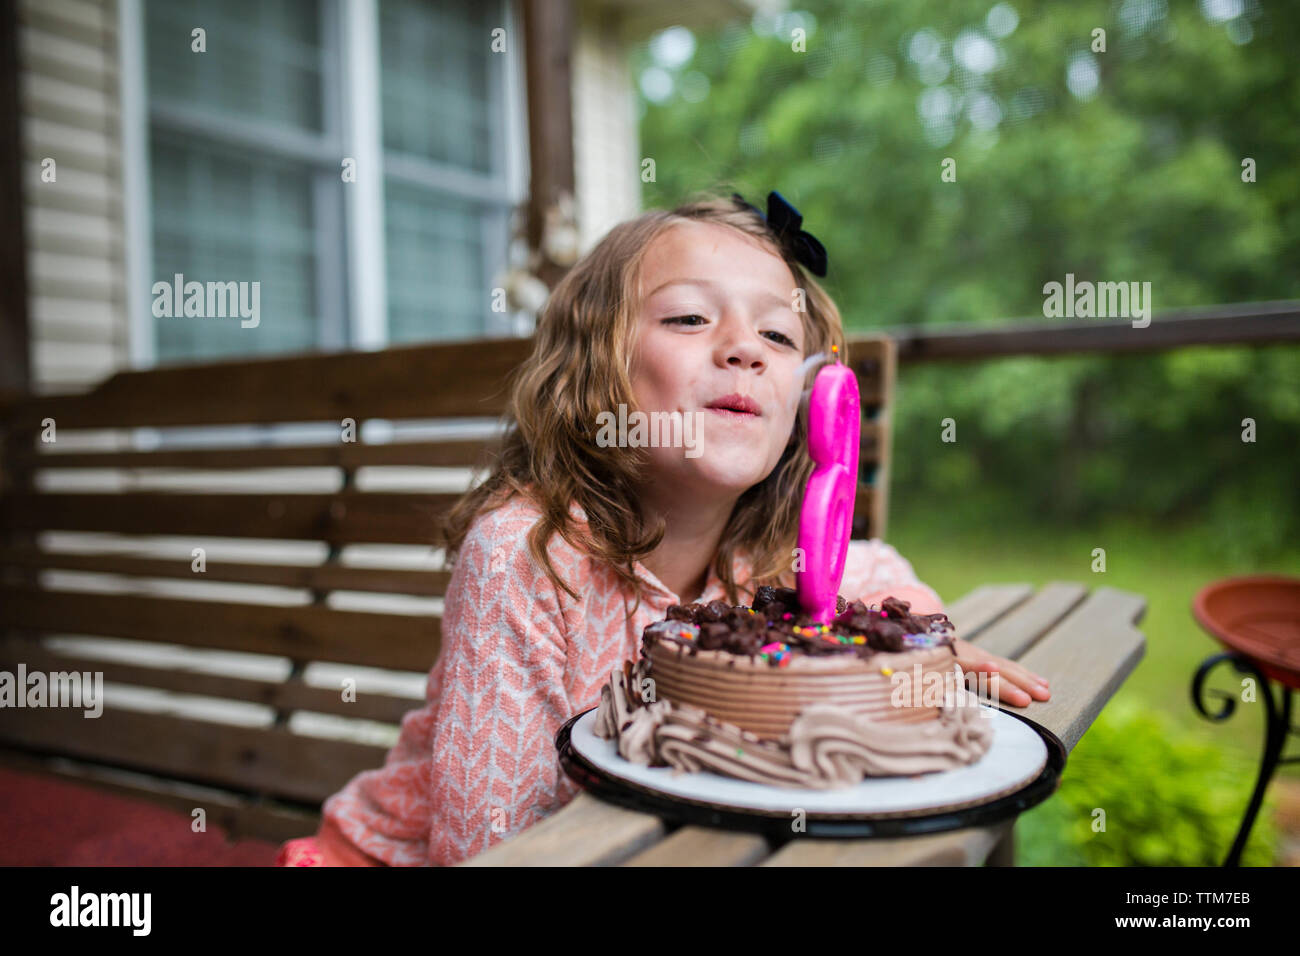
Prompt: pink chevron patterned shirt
<box><xmin>308</xmin><ymin>492</ymin><xmax>943</xmax><ymax>866</ymax></box>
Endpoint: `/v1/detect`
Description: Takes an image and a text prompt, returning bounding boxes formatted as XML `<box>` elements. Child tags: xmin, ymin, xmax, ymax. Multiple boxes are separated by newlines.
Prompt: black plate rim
<box><xmin>555</xmin><ymin>706</ymin><xmax>1067</xmax><ymax>840</ymax></box>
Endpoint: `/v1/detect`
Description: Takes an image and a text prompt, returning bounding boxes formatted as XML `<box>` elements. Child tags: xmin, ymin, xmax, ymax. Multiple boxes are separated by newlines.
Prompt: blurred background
<box><xmin>633</xmin><ymin>0</ymin><xmax>1300</xmax><ymax>865</ymax></box>
<box><xmin>1</xmin><ymin>0</ymin><xmax>1296</xmax><ymax>865</ymax></box>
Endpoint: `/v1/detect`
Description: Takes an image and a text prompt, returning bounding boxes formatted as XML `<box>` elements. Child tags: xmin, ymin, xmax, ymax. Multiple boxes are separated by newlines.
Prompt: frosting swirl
<box><xmin>588</xmin><ymin>592</ymin><xmax>996</xmax><ymax>789</ymax></box>
<box><xmin>592</xmin><ymin>656</ymin><xmax>995</xmax><ymax>789</ymax></box>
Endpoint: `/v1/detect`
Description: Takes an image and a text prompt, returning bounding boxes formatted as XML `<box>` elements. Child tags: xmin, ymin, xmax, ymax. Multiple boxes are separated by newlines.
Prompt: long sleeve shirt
<box><xmin>309</xmin><ymin>492</ymin><xmax>943</xmax><ymax>866</ymax></box>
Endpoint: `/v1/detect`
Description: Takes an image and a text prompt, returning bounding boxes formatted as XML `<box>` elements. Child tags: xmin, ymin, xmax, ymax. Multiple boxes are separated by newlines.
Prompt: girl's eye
<box><xmin>662</xmin><ymin>315</ymin><xmax>798</xmax><ymax>348</ymax></box>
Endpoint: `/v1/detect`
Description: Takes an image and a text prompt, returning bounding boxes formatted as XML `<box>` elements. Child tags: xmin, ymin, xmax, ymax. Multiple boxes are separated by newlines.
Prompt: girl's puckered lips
<box><xmin>705</xmin><ymin>393</ymin><xmax>762</xmax><ymax>415</ymax></box>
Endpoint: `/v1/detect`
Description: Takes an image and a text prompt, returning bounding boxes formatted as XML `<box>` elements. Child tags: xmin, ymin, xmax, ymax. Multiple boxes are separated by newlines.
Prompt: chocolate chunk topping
<box><xmin>643</xmin><ymin>590</ymin><xmax>956</xmax><ymax>665</ymax></box>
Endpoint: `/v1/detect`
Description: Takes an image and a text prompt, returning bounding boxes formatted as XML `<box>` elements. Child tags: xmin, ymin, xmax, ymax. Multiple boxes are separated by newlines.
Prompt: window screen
<box><xmin>146</xmin><ymin>0</ymin><xmax>323</xmax><ymax>132</ymax></box>
<box><xmin>150</xmin><ymin>133</ymin><xmax>319</xmax><ymax>360</ymax></box>
<box><xmin>379</xmin><ymin>0</ymin><xmax>495</xmax><ymax>171</ymax></box>
<box><xmin>385</xmin><ymin>181</ymin><xmax>489</xmax><ymax>343</ymax></box>
<box><xmin>379</xmin><ymin>0</ymin><xmax>509</xmax><ymax>344</ymax></box>
<box><xmin>140</xmin><ymin>0</ymin><xmax>517</xmax><ymax>360</ymax></box>
<box><xmin>145</xmin><ymin>0</ymin><xmax>325</xmax><ymax>361</ymax></box>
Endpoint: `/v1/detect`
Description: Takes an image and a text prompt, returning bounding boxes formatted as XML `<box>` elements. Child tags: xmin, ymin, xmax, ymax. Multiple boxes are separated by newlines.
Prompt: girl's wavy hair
<box><xmin>438</xmin><ymin>188</ymin><xmax>848</xmax><ymax>618</ymax></box>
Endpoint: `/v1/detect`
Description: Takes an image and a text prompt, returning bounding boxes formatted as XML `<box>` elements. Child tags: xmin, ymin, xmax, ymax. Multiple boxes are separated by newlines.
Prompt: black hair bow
<box><xmin>730</xmin><ymin>190</ymin><xmax>828</xmax><ymax>277</ymax></box>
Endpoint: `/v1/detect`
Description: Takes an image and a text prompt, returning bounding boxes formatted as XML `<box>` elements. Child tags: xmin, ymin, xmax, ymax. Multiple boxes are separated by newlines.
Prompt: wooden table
<box><xmin>459</xmin><ymin>583</ymin><xmax>1146</xmax><ymax>866</ymax></box>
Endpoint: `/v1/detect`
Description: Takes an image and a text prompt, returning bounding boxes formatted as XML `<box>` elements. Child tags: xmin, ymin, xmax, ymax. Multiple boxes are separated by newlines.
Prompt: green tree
<box><xmin>636</xmin><ymin>0</ymin><xmax>1300</xmax><ymax>555</ymax></box>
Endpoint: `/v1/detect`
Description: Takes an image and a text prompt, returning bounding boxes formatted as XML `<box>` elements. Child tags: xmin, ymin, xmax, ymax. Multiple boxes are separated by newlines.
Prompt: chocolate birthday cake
<box><xmin>593</xmin><ymin>587</ymin><xmax>995</xmax><ymax>788</ymax></box>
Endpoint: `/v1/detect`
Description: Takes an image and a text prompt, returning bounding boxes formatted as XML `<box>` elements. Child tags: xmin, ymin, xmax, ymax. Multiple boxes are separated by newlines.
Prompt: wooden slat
<box><xmin>0</xmin><ymin>705</ymin><xmax>388</xmax><ymax>804</ymax></box>
<box><xmin>0</xmin><ymin>749</ymin><xmax>319</xmax><ymax>845</ymax></box>
<box><xmin>889</xmin><ymin>301</ymin><xmax>1300</xmax><ymax>362</ymax></box>
<box><xmin>10</xmin><ymin>438</ymin><xmax>499</xmax><ymax>470</ymax></box>
<box><xmin>851</xmin><ymin>336</ymin><xmax>895</xmax><ymax>539</ymax></box>
<box><xmin>967</xmin><ymin>582</ymin><xmax>1087</xmax><ymax>659</ymax></box>
<box><xmin>849</xmin><ymin>485</ymin><xmax>875</xmax><ymax>540</ymax></box>
<box><xmin>847</xmin><ymin>336</ymin><xmax>891</xmax><ymax>409</ymax></box>
<box><xmin>619</xmin><ymin>826</ymin><xmax>773</xmax><ymax>866</ymax></box>
<box><xmin>858</xmin><ymin>419</ymin><xmax>881</xmax><ymax>465</ymax></box>
<box><xmin>458</xmin><ymin>792</ymin><xmax>668</xmax><ymax>866</ymax></box>
<box><xmin>1</xmin><ymin>337</ymin><xmax>536</xmax><ymax>430</ymax></box>
<box><xmin>866</xmin><ymin>419</ymin><xmax>889</xmax><ymax>540</ymax></box>
<box><xmin>1015</xmin><ymin>587</ymin><xmax>1146</xmax><ymax>752</ymax></box>
<box><xmin>0</xmin><ymin>585</ymin><xmax>440</xmax><ymax>671</ymax></box>
<box><xmin>0</xmin><ymin>547</ymin><xmax>451</xmax><ymax>595</ymax></box>
<box><xmin>761</xmin><ymin>820</ymin><xmax>1013</xmax><ymax>866</ymax></box>
<box><xmin>944</xmin><ymin>584</ymin><xmax>1034</xmax><ymax>639</ymax></box>
<box><xmin>0</xmin><ymin>637</ymin><xmax>423</xmax><ymax>723</ymax></box>
<box><xmin>0</xmin><ymin>491</ymin><xmax>459</xmax><ymax>544</ymax></box>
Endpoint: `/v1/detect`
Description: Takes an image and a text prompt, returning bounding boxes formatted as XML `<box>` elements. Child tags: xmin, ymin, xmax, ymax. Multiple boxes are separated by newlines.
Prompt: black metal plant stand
<box><xmin>1191</xmin><ymin>651</ymin><xmax>1300</xmax><ymax>867</ymax></box>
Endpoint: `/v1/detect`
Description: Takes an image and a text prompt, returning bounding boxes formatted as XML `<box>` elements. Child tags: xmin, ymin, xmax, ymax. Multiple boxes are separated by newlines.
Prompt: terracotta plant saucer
<box><xmin>1193</xmin><ymin>575</ymin><xmax>1300</xmax><ymax>690</ymax></box>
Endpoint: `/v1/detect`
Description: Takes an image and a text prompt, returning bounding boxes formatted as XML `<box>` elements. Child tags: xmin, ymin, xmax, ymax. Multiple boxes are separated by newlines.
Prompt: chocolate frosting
<box><xmin>591</xmin><ymin>592</ymin><xmax>995</xmax><ymax>788</ymax></box>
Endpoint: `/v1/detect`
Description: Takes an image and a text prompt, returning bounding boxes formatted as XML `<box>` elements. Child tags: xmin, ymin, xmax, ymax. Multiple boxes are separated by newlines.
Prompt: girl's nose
<box><xmin>726</xmin><ymin>349</ymin><xmax>764</xmax><ymax>370</ymax></box>
<box><xmin>717</xmin><ymin>323</ymin><xmax>765</xmax><ymax>370</ymax></box>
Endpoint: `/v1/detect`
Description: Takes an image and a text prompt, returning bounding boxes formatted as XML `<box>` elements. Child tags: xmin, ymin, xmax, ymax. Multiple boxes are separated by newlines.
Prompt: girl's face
<box><xmin>628</xmin><ymin>220</ymin><xmax>808</xmax><ymax>500</ymax></box>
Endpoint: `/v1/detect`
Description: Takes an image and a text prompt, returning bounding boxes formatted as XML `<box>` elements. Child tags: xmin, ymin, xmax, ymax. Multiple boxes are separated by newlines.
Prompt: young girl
<box><xmin>274</xmin><ymin>191</ymin><xmax>1050</xmax><ymax>867</ymax></box>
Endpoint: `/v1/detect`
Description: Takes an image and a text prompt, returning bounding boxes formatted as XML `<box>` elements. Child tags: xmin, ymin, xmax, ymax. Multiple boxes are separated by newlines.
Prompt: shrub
<box><xmin>1013</xmin><ymin>700</ymin><xmax>1278</xmax><ymax>866</ymax></box>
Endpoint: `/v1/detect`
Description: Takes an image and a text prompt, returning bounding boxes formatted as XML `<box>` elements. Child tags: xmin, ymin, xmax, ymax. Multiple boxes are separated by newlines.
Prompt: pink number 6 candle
<box><xmin>796</xmin><ymin>346</ymin><xmax>861</xmax><ymax>623</ymax></box>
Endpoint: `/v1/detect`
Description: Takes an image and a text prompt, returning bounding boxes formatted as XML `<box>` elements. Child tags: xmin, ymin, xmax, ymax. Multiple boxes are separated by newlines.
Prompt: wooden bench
<box><xmin>460</xmin><ymin>582</ymin><xmax>1147</xmax><ymax>866</ymax></box>
<box><xmin>0</xmin><ymin>335</ymin><xmax>897</xmax><ymax>850</ymax></box>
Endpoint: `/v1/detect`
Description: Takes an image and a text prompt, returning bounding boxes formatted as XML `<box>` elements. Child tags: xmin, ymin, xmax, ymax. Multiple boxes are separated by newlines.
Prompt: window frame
<box><xmin>120</xmin><ymin>0</ymin><xmax>531</xmax><ymax>372</ymax></box>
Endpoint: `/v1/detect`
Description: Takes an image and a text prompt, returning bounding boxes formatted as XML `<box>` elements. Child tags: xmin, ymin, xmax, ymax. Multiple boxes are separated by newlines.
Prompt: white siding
<box><xmin>573</xmin><ymin>0</ymin><xmax>643</xmax><ymax>253</ymax></box>
<box><xmin>16</xmin><ymin>0</ymin><xmax>128</xmax><ymax>395</ymax></box>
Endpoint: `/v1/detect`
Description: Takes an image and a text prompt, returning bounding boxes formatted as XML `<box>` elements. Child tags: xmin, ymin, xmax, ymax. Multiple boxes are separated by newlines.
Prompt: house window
<box><xmin>379</xmin><ymin>0</ymin><xmax>512</xmax><ymax>344</ymax></box>
<box><xmin>138</xmin><ymin>0</ymin><xmax>524</xmax><ymax>365</ymax></box>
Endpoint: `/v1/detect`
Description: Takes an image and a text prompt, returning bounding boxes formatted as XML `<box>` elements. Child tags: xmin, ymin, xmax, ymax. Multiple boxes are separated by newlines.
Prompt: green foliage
<box><xmin>890</xmin><ymin>345</ymin><xmax>1300</xmax><ymax>562</ymax></box>
<box><xmin>635</xmin><ymin>0</ymin><xmax>1300</xmax><ymax>557</ymax></box>
<box><xmin>1015</xmin><ymin>700</ymin><xmax>1278</xmax><ymax>866</ymax></box>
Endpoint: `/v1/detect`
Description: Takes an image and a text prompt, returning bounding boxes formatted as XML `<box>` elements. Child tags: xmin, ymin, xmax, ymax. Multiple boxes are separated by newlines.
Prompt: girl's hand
<box><xmin>951</xmin><ymin>638</ymin><xmax>1051</xmax><ymax>708</ymax></box>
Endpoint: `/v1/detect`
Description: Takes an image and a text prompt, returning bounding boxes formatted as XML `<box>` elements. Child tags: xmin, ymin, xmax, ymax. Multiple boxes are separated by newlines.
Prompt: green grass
<box><xmin>886</xmin><ymin>510</ymin><xmax>1297</xmax><ymax>864</ymax></box>
<box><xmin>888</xmin><ymin>510</ymin><xmax>1300</xmax><ymax>782</ymax></box>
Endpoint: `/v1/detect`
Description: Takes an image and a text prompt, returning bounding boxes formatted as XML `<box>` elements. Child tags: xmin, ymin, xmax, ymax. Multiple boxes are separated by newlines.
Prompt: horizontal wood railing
<box><xmin>885</xmin><ymin>300</ymin><xmax>1300</xmax><ymax>362</ymax></box>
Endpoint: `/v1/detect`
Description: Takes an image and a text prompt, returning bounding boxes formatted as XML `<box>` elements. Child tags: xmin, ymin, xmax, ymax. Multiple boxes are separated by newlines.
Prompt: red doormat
<box><xmin>0</xmin><ymin>767</ymin><xmax>283</xmax><ymax>866</ymax></box>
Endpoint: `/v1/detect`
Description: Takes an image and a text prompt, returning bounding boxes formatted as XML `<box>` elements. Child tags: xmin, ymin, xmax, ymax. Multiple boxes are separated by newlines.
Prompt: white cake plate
<box><xmin>557</xmin><ymin>705</ymin><xmax>1064</xmax><ymax>837</ymax></box>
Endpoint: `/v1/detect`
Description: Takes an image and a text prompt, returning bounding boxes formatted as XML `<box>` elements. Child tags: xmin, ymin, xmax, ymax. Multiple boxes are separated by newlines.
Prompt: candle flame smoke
<box><xmin>787</xmin><ymin>350</ymin><xmax>832</xmax><ymax>419</ymax></box>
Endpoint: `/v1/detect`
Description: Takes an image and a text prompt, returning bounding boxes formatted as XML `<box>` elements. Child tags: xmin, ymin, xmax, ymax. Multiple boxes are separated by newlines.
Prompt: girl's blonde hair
<box><xmin>439</xmin><ymin>188</ymin><xmax>848</xmax><ymax>616</ymax></box>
